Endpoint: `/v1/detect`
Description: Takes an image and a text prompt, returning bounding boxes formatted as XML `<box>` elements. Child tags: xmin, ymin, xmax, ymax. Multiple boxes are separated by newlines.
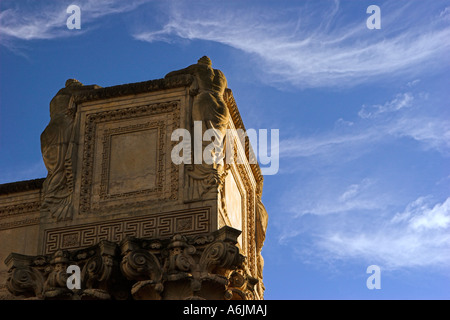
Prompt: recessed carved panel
<box><xmin>101</xmin><ymin>124</ymin><xmax>162</xmax><ymax>199</ymax></box>
<box><xmin>79</xmin><ymin>102</ymin><xmax>180</xmax><ymax>214</ymax></box>
<box><xmin>225</xmin><ymin>171</ymin><xmax>244</xmax><ymax>247</ymax></box>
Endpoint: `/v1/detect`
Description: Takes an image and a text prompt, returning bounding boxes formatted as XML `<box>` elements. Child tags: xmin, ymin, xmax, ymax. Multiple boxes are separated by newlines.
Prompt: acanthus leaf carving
<box><xmin>5</xmin><ymin>255</ymin><xmax>45</xmax><ymax>299</ymax></box>
<box><xmin>4</xmin><ymin>227</ymin><xmax>256</xmax><ymax>300</ymax></box>
<box><xmin>80</xmin><ymin>241</ymin><xmax>117</xmax><ymax>300</ymax></box>
<box><xmin>120</xmin><ymin>238</ymin><xmax>164</xmax><ymax>300</ymax></box>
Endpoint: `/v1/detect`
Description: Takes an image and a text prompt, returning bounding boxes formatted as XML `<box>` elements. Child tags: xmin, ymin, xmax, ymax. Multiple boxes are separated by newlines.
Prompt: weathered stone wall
<box><xmin>0</xmin><ymin>179</ymin><xmax>43</xmax><ymax>299</ymax></box>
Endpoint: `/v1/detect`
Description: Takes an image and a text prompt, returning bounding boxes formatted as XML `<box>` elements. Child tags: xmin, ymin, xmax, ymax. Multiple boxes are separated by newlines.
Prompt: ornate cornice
<box><xmin>224</xmin><ymin>89</ymin><xmax>264</xmax><ymax>196</ymax></box>
<box><xmin>72</xmin><ymin>75</ymin><xmax>193</xmax><ymax>104</ymax></box>
<box><xmin>0</xmin><ymin>178</ymin><xmax>45</xmax><ymax>195</ymax></box>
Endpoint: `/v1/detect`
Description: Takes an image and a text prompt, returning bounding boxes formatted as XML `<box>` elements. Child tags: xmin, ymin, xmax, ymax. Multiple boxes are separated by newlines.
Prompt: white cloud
<box><xmin>358</xmin><ymin>93</ymin><xmax>414</xmax><ymax>119</ymax></box>
<box><xmin>279</xmin><ymin>90</ymin><xmax>450</xmax><ymax>164</ymax></box>
<box><xmin>338</xmin><ymin>183</ymin><xmax>361</xmax><ymax>202</ymax></box>
<box><xmin>277</xmin><ymin>85</ymin><xmax>450</xmax><ymax>270</ymax></box>
<box><xmin>0</xmin><ymin>6</ymin><xmax>69</xmax><ymax>40</ymax></box>
<box><xmin>280</xmin><ymin>129</ymin><xmax>378</xmax><ymax>160</ymax></box>
<box><xmin>310</xmin><ymin>196</ymin><xmax>450</xmax><ymax>270</ymax></box>
<box><xmin>284</xmin><ymin>178</ymin><xmax>387</xmax><ymax>220</ymax></box>
<box><xmin>407</xmin><ymin>79</ymin><xmax>420</xmax><ymax>87</ymax></box>
<box><xmin>440</xmin><ymin>6</ymin><xmax>450</xmax><ymax>20</ymax></box>
<box><xmin>133</xmin><ymin>0</ymin><xmax>450</xmax><ymax>88</ymax></box>
<box><xmin>388</xmin><ymin>116</ymin><xmax>450</xmax><ymax>154</ymax></box>
<box><xmin>408</xmin><ymin>197</ymin><xmax>450</xmax><ymax>230</ymax></box>
<box><xmin>0</xmin><ymin>0</ymin><xmax>150</xmax><ymax>41</ymax></box>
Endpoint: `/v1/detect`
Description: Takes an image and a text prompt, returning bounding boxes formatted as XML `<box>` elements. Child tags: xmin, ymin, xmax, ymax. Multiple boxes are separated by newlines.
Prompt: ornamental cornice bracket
<box><xmin>120</xmin><ymin>237</ymin><xmax>164</xmax><ymax>300</ymax></box>
<box><xmin>4</xmin><ymin>253</ymin><xmax>46</xmax><ymax>299</ymax></box>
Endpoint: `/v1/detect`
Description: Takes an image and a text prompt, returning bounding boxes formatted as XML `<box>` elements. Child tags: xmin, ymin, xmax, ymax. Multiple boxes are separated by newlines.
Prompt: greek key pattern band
<box><xmin>43</xmin><ymin>208</ymin><xmax>210</xmax><ymax>254</ymax></box>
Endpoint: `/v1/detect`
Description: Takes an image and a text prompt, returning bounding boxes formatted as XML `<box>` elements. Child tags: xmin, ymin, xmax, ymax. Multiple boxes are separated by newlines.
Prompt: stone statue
<box><xmin>40</xmin><ymin>79</ymin><xmax>99</xmax><ymax>221</ymax></box>
<box><xmin>255</xmin><ymin>198</ymin><xmax>268</xmax><ymax>280</ymax></box>
<box><xmin>165</xmin><ymin>56</ymin><xmax>229</xmax><ymax>142</ymax></box>
<box><xmin>165</xmin><ymin>56</ymin><xmax>230</xmax><ymax>200</ymax></box>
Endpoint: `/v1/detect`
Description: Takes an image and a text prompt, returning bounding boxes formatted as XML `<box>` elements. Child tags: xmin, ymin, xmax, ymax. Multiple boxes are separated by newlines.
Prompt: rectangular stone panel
<box><xmin>79</xmin><ymin>101</ymin><xmax>180</xmax><ymax>214</ymax></box>
<box><xmin>225</xmin><ymin>170</ymin><xmax>244</xmax><ymax>248</ymax></box>
<box><xmin>107</xmin><ymin>128</ymin><xmax>158</xmax><ymax>195</ymax></box>
<box><xmin>225</xmin><ymin>172</ymin><xmax>242</xmax><ymax>232</ymax></box>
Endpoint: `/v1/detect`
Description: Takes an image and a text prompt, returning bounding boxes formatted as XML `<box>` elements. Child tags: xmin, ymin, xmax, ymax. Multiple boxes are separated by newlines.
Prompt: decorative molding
<box><xmin>43</xmin><ymin>208</ymin><xmax>211</xmax><ymax>254</ymax></box>
<box><xmin>0</xmin><ymin>191</ymin><xmax>42</xmax><ymax>230</ymax></box>
<box><xmin>223</xmin><ymin>89</ymin><xmax>263</xmax><ymax>195</ymax></box>
<box><xmin>0</xmin><ymin>178</ymin><xmax>45</xmax><ymax>195</ymax></box>
<box><xmin>5</xmin><ymin>226</ymin><xmax>256</xmax><ymax>300</ymax></box>
<box><xmin>79</xmin><ymin>101</ymin><xmax>180</xmax><ymax>214</ymax></box>
<box><xmin>0</xmin><ymin>217</ymin><xmax>40</xmax><ymax>231</ymax></box>
<box><xmin>72</xmin><ymin>75</ymin><xmax>193</xmax><ymax>104</ymax></box>
<box><xmin>232</xmin><ymin>146</ymin><xmax>256</xmax><ymax>278</ymax></box>
<box><xmin>0</xmin><ymin>201</ymin><xmax>41</xmax><ymax>220</ymax></box>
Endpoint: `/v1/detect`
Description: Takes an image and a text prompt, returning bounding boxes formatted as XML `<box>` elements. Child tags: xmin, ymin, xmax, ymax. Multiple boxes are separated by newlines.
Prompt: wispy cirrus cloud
<box><xmin>289</xmin><ymin>178</ymin><xmax>386</xmax><ymax>218</ymax></box>
<box><xmin>358</xmin><ymin>93</ymin><xmax>414</xmax><ymax>119</ymax></box>
<box><xmin>0</xmin><ymin>0</ymin><xmax>150</xmax><ymax>42</ymax></box>
<box><xmin>133</xmin><ymin>0</ymin><xmax>450</xmax><ymax>88</ymax></box>
<box><xmin>275</xmin><ymin>82</ymin><xmax>450</xmax><ymax>270</ymax></box>
<box><xmin>278</xmin><ymin>170</ymin><xmax>450</xmax><ymax>270</ymax></box>
<box><xmin>279</xmin><ymin>89</ymin><xmax>450</xmax><ymax>164</ymax></box>
<box><xmin>315</xmin><ymin>196</ymin><xmax>450</xmax><ymax>269</ymax></box>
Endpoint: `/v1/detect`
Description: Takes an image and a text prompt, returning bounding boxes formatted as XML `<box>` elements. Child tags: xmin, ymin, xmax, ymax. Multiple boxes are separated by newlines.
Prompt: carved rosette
<box><xmin>4</xmin><ymin>227</ymin><xmax>258</xmax><ymax>300</ymax></box>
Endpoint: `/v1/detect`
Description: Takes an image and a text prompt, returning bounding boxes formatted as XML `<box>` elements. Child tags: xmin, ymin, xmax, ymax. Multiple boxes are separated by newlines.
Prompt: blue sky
<box><xmin>1</xmin><ymin>0</ymin><xmax>449</xmax><ymax>299</ymax></box>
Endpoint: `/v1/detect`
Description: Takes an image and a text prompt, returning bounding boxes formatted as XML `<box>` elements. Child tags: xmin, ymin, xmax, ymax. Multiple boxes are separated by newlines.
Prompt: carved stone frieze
<box><xmin>5</xmin><ymin>241</ymin><xmax>124</xmax><ymax>300</ymax></box>
<box><xmin>4</xmin><ymin>227</ymin><xmax>256</xmax><ymax>300</ymax></box>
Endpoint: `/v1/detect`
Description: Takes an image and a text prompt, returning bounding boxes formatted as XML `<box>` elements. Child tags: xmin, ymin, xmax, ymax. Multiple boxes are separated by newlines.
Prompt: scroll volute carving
<box><xmin>199</xmin><ymin>240</ymin><xmax>244</xmax><ymax>274</ymax></box>
<box><xmin>120</xmin><ymin>238</ymin><xmax>164</xmax><ymax>300</ymax></box>
<box><xmin>200</xmin><ymin>226</ymin><xmax>245</xmax><ymax>273</ymax></box>
<box><xmin>80</xmin><ymin>241</ymin><xmax>117</xmax><ymax>300</ymax></box>
<box><xmin>4</xmin><ymin>227</ymin><xmax>253</xmax><ymax>300</ymax></box>
<box><xmin>5</xmin><ymin>254</ymin><xmax>46</xmax><ymax>299</ymax></box>
<box><xmin>225</xmin><ymin>269</ymin><xmax>258</xmax><ymax>300</ymax></box>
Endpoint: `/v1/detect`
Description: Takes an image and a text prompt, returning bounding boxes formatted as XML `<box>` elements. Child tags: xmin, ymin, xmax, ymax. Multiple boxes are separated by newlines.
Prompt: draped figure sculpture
<box><xmin>40</xmin><ymin>79</ymin><xmax>99</xmax><ymax>221</ymax></box>
<box><xmin>256</xmin><ymin>198</ymin><xmax>268</xmax><ymax>281</ymax></box>
<box><xmin>165</xmin><ymin>56</ymin><xmax>230</xmax><ymax>200</ymax></box>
